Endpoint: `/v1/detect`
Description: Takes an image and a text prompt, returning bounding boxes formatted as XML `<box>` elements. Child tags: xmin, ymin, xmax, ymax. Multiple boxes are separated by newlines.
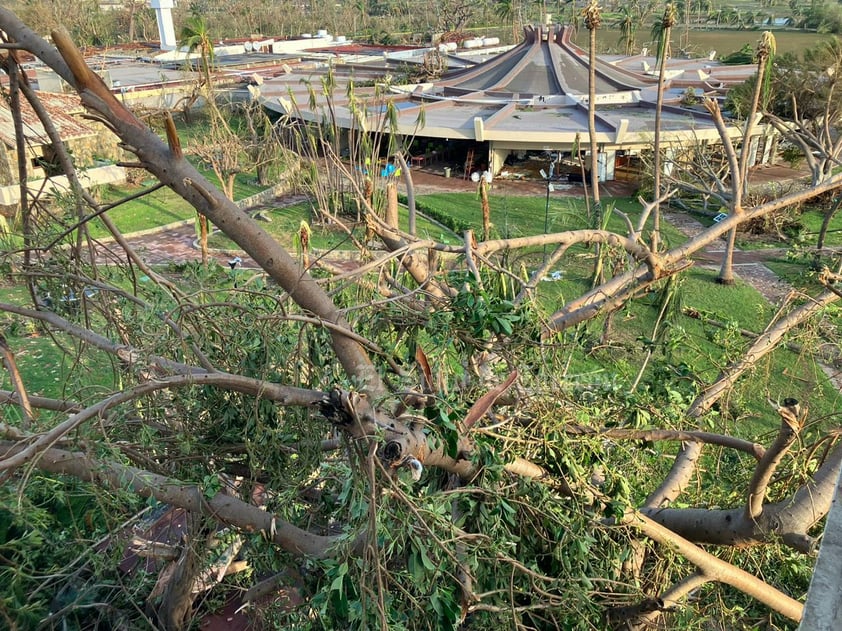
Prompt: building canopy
<box><xmin>258</xmin><ymin>24</ymin><xmax>760</xmax><ymax>172</ymax></box>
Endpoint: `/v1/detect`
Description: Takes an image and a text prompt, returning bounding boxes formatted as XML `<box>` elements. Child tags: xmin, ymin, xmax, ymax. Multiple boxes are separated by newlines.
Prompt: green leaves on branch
<box><xmin>452</xmin><ymin>280</ymin><xmax>524</xmax><ymax>338</ymax></box>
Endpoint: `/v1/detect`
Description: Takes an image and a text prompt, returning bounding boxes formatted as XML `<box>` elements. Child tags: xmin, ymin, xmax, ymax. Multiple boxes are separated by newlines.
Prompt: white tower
<box><xmin>150</xmin><ymin>0</ymin><xmax>177</xmax><ymax>51</ymax></box>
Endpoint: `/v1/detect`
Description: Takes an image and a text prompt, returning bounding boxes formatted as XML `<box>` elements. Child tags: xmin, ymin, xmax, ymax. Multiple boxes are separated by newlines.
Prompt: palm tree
<box><xmin>651</xmin><ymin>3</ymin><xmax>676</xmax><ymax>252</ymax></box>
<box><xmin>496</xmin><ymin>0</ymin><xmax>522</xmax><ymax>43</ymax></box>
<box><xmin>353</xmin><ymin>0</ymin><xmax>369</xmax><ymax>35</ymax></box>
<box><xmin>565</xmin><ymin>0</ymin><xmax>581</xmax><ymax>34</ymax></box>
<box><xmin>726</xmin><ymin>7</ymin><xmax>742</xmax><ymax>26</ymax></box>
<box><xmin>707</xmin><ymin>8</ymin><xmax>725</xmax><ymax>25</ymax></box>
<box><xmin>180</xmin><ymin>16</ymin><xmax>215</xmax><ymax>90</ymax></box>
<box><xmin>615</xmin><ymin>6</ymin><xmax>637</xmax><ymax>56</ymax></box>
<box><xmin>583</xmin><ymin>0</ymin><xmax>603</xmax><ymax>281</ymax></box>
<box><xmin>718</xmin><ymin>31</ymin><xmax>776</xmax><ymax>284</ymax></box>
<box><xmin>695</xmin><ymin>0</ymin><xmax>711</xmax><ymax>24</ymax></box>
<box><xmin>124</xmin><ymin>0</ymin><xmax>146</xmax><ymax>43</ymax></box>
<box><xmin>739</xmin><ymin>31</ymin><xmax>775</xmax><ymax>190</ymax></box>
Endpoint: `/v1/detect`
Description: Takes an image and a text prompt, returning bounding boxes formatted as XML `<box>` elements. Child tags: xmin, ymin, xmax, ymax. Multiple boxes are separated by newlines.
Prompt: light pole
<box><xmin>540</xmin><ymin>155</ymin><xmax>558</xmax><ymax>263</ymax></box>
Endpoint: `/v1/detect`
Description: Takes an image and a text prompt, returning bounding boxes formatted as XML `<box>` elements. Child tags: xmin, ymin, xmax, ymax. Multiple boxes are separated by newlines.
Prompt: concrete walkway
<box><xmin>663</xmin><ymin>210</ymin><xmax>795</xmax><ymax>305</ymax></box>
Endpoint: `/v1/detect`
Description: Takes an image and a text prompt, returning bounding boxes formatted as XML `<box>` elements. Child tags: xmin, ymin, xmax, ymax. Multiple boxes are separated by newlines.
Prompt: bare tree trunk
<box><xmin>651</xmin><ymin>13</ymin><xmax>673</xmax><ymax>252</ymax></box>
<box><xmin>0</xmin><ymin>16</ymin><xmax>386</xmax><ymax>399</ymax></box>
<box><xmin>224</xmin><ymin>174</ymin><xmax>236</xmax><ymax>202</ymax></box>
<box><xmin>719</xmin><ymin>33</ymin><xmax>774</xmax><ymax>285</ymax></box>
<box><xmin>717</xmin><ymin>225</ymin><xmax>738</xmax><ymax>284</ymax></box>
<box><xmin>7</xmin><ymin>56</ymin><xmax>34</xmax><ymax>303</ymax></box>
<box><xmin>198</xmin><ymin>214</ymin><xmax>209</xmax><ymax>267</ymax></box>
<box><xmin>586</xmin><ymin>18</ymin><xmax>601</xmax><ymax>214</ymax></box>
<box><xmin>816</xmin><ymin>196</ymin><xmax>842</xmax><ymax>255</ymax></box>
<box><xmin>396</xmin><ymin>153</ymin><xmax>416</xmax><ymax>236</ymax></box>
<box><xmin>651</xmin><ymin>94</ymin><xmax>665</xmax><ymax>250</ymax></box>
<box><xmin>746</xmin><ymin>400</ymin><xmax>803</xmax><ymax>518</ymax></box>
<box><xmin>127</xmin><ymin>2</ymin><xmax>137</xmax><ymax>43</ymax></box>
<box><xmin>153</xmin><ymin>512</ymin><xmax>210</xmax><ymax>630</ymax></box>
<box><xmin>385</xmin><ymin>181</ymin><xmax>399</xmax><ymax>229</ymax></box>
<box><xmin>0</xmin><ymin>335</ymin><xmax>33</xmax><ymax>429</ymax></box>
<box><xmin>584</xmin><ymin>3</ymin><xmax>604</xmax><ymax>284</ymax></box>
<box><xmin>480</xmin><ymin>179</ymin><xmax>491</xmax><ymax>241</ymax></box>
<box><xmin>641</xmin><ymin>438</ymin><xmax>842</xmax><ymax>554</ymax></box>
<box><xmin>622</xmin><ymin>510</ymin><xmax>804</xmax><ymax>621</ymax></box>
<box><xmin>644</xmin><ymin>441</ymin><xmax>703</xmax><ymax>508</ymax></box>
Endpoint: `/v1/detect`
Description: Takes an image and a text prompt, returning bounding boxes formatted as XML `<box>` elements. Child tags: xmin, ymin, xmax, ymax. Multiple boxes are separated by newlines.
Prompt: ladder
<box><xmin>463</xmin><ymin>148</ymin><xmax>475</xmax><ymax>180</ymax></box>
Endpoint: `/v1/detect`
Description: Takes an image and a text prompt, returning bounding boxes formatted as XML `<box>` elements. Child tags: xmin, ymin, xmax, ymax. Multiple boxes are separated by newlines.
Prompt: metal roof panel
<box><xmin>0</xmin><ymin>92</ymin><xmax>95</xmax><ymax>148</ymax></box>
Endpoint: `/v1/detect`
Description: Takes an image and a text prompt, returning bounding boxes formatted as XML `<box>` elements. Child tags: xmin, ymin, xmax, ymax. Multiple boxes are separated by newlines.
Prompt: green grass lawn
<box><xmin>763</xmin><ymin>251</ymin><xmax>817</xmax><ymax>286</ymax></box>
<box><xmin>736</xmin><ymin>205</ymin><xmax>842</xmax><ymax>250</ymax></box>
<box><xmin>87</xmin><ymin>163</ymin><xmax>269</xmax><ymax>239</ymax></box>
<box><xmin>0</xmin><ymin>285</ymin><xmax>119</xmax><ymax>406</ymax></box>
<box><xmin>683</xmin><ymin>204</ymin><xmax>842</xmax><ymax>251</ymax></box>
<box><xmin>619</xmin><ymin>268</ymin><xmax>838</xmax><ymax>425</ymax></box>
<box><xmin>544</xmin><ymin>264</ymin><xmax>840</xmax><ymax>435</ymax></box>
<box><xmin>3</xmin><ymin>187</ymin><xmax>838</xmax><ymax>438</ymax></box>
<box><xmin>415</xmin><ymin>192</ymin><xmax>688</xmax><ymax>247</ymax></box>
<box><xmin>799</xmin><ymin>208</ymin><xmax>842</xmax><ymax>248</ymax></box>
<box><xmin>208</xmin><ymin>201</ymin><xmax>355</xmax><ymax>252</ymax></box>
<box><xmin>1</xmin><ymin>176</ymin><xmax>252</xmax><ymax>250</ymax></box>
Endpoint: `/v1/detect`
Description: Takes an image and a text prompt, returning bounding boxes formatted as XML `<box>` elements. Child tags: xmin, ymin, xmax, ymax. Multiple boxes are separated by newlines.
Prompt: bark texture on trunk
<box><xmin>643</xmin><ymin>441</ymin><xmax>842</xmax><ymax>553</ymax></box>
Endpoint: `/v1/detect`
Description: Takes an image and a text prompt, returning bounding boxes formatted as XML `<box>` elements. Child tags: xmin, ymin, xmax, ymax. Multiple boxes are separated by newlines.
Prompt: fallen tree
<box><xmin>0</xmin><ymin>9</ymin><xmax>840</xmax><ymax>630</ymax></box>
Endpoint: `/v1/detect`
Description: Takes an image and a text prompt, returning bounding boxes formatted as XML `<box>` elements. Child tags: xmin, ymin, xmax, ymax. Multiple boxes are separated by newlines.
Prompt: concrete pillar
<box><xmin>150</xmin><ymin>0</ymin><xmax>177</xmax><ymax>51</ymax></box>
<box><xmin>761</xmin><ymin>133</ymin><xmax>773</xmax><ymax>165</ymax></box>
<box><xmin>663</xmin><ymin>147</ymin><xmax>677</xmax><ymax>178</ymax></box>
<box><xmin>603</xmin><ymin>150</ymin><xmax>616</xmax><ymax>181</ymax></box>
<box><xmin>748</xmin><ymin>136</ymin><xmax>760</xmax><ymax>168</ymax></box>
<box><xmin>800</xmin><ymin>469</ymin><xmax>842</xmax><ymax>630</ymax></box>
<box><xmin>770</xmin><ymin>135</ymin><xmax>780</xmax><ymax>163</ymax></box>
<box><xmin>488</xmin><ymin>144</ymin><xmax>509</xmax><ymax>175</ymax></box>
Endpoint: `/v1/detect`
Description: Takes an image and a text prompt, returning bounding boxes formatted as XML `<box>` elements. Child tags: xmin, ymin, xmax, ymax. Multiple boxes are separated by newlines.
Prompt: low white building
<box><xmin>259</xmin><ymin>25</ymin><xmax>774</xmax><ymax>182</ymax></box>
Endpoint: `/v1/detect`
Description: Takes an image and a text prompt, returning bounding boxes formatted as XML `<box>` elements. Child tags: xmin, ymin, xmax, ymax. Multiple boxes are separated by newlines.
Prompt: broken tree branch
<box><xmin>620</xmin><ymin>571</ymin><xmax>711</xmax><ymax>630</ymax></box>
<box><xmin>563</xmin><ymin>425</ymin><xmax>765</xmax><ymax>459</ymax></box>
<box><xmin>642</xmin><ymin>440</ymin><xmax>842</xmax><ymax>554</ymax></box>
<box><xmin>620</xmin><ymin>510</ymin><xmax>803</xmax><ymax>621</ymax></box>
<box><xmin>746</xmin><ymin>399</ymin><xmax>803</xmax><ymax>519</ymax></box>
<box><xmin>0</xmin><ymin>441</ymin><xmax>338</xmax><ymax>557</ymax></box>
<box><xmin>0</xmin><ymin>334</ymin><xmax>33</xmax><ymax>429</ymax></box>
<box><xmin>0</xmin><ymin>373</ymin><xmax>323</xmax><ymax>473</ymax></box>
<box><xmin>686</xmin><ymin>290</ymin><xmax>839</xmax><ymax>419</ymax></box>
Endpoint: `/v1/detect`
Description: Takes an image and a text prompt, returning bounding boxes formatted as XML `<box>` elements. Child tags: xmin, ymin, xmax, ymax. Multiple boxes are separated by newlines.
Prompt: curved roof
<box><xmin>257</xmin><ymin>24</ymin><xmax>750</xmax><ymax>153</ymax></box>
<box><xmin>436</xmin><ymin>25</ymin><xmax>652</xmax><ymax>99</ymax></box>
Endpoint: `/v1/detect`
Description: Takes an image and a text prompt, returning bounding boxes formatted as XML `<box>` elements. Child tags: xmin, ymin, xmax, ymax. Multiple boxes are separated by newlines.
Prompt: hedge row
<box><xmin>397</xmin><ymin>193</ymin><xmax>471</xmax><ymax>234</ymax></box>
